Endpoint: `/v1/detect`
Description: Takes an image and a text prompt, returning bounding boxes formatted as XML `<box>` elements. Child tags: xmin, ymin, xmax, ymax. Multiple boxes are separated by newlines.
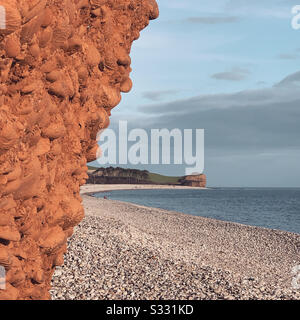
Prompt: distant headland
<box><xmin>87</xmin><ymin>166</ymin><xmax>207</xmax><ymax>188</ymax></box>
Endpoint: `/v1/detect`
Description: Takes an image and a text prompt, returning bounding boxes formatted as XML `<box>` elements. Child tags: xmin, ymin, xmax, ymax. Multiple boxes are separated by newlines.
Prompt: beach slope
<box><xmin>51</xmin><ymin>185</ymin><xmax>300</xmax><ymax>300</ymax></box>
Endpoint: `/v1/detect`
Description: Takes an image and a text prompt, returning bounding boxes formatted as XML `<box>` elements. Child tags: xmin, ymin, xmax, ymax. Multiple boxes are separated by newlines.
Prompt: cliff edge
<box><xmin>0</xmin><ymin>0</ymin><xmax>158</xmax><ymax>300</ymax></box>
<box><xmin>180</xmin><ymin>174</ymin><xmax>207</xmax><ymax>188</ymax></box>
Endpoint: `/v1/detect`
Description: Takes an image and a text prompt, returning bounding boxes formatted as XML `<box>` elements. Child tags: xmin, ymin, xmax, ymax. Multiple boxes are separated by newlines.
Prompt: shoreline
<box><xmin>51</xmin><ymin>184</ymin><xmax>300</xmax><ymax>300</ymax></box>
<box><xmin>80</xmin><ymin>183</ymin><xmax>208</xmax><ymax>196</ymax></box>
<box><xmin>82</xmin><ymin>184</ymin><xmax>299</xmax><ymax>236</ymax></box>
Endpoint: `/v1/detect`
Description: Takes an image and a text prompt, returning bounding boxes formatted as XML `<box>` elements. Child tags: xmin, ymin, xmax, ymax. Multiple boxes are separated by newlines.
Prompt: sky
<box><xmin>90</xmin><ymin>0</ymin><xmax>300</xmax><ymax>187</ymax></box>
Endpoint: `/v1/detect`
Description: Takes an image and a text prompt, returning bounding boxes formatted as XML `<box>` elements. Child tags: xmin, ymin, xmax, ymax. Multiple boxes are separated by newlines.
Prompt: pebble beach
<box><xmin>51</xmin><ymin>185</ymin><xmax>300</xmax><ymax>300</ymax></box>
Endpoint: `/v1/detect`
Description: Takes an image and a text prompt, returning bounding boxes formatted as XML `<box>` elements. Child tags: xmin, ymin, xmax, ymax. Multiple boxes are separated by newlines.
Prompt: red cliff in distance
<box><xmin>180</xmin><ymin>174</ymin><xmax>207</xmax><ymax>188</ymax></box>
<box><xmin>0</xmin><ymin>0</ymin><xmax>158</xmax><ymax>300</ymax></box>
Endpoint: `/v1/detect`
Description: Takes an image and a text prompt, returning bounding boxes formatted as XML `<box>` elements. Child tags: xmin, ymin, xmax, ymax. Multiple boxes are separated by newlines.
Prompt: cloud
<box><xmin>186</xmin><ymin>16</ymin><xmax>239</xmax><ymax>24</ymax></box>
<box><xmin>105</xmin><ymin>71</ymin><xmax>300</xmax><ymax>186</ymax></box>
<box><xmin>123</xmin><ymin>71</ymin><xmax>300</xmax><ymax>153</ymax></box>
<box><xmin>142</xmin><ymin>90</ymin><xmax>179</xmax><ymax>101</ymax></box>
<box><xmin>275</xmin><ymin>70</ymin><xmax>300</xmax><ymax>87</ymax></box>
<box><xmin>211</xmin><ymin>67</ymin><xmax>250</xmax><ymax>81</ymax></box>
<box><xmin>256</xmin><ymin>81</ymin><xmax>267</xmax><ymax>86</ymax></box>
<box><xmin>278</xmin><ymin>54</ymin><xmax>299</xmax><ymax>60</ymax></box>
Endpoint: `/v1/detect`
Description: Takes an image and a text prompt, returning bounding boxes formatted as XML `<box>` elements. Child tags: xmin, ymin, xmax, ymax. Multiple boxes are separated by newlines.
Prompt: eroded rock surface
<box><xmin>0</xmin><ymin>0</ymin><xmax>158</xmax><ymax>300</ymax></box>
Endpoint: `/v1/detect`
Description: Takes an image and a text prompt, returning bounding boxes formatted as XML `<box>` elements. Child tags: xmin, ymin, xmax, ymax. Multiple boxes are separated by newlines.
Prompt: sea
<box><xmin>94</xmin><ymin>188</ymin><xmax>300</xmax><ymax>234</ymax></box>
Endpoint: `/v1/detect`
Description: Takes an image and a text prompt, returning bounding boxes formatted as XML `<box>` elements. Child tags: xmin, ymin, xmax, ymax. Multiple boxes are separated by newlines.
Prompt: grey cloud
<box><xmin>142</xmin><ymin>90</ymin><xmax>179</xmax><ymax>101</ymax></box>
<box><xmin>107</xmin><ymin>71</ymin><xmax>300</xmax><ymax>186</ymax></box>
<box><xmin>211</xmin><ymin>67</ymin><xmax>250</xmax><ymax>81</ymax></box>
<box><xmin>275</xmin><ymin>71</ymin><xmax>300</xmax><ymax>87</ymax></box>
<box><xmin>278</xmin><ymin>54</ymin><xmax>299</xmax><ymax>60</ymax></box>
<box><xmin>256</xmin><ymin>81</ymin><xmax>267</xmax><ymax>86</ymax></box>
<box><xmin>186</xmin><ymin>16</ymin><xmax>239</xmax><ymax>24</ymax></box>
<box><xmin>120</xmin><ymin>71</ymin><xmax>300</xmax><ymax>152</ymax></box>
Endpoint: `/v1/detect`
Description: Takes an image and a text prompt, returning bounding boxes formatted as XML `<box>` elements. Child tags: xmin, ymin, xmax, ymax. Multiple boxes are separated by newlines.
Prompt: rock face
<box><xmin>180</xmin><ymin>175</ymin><xmax>207</xmax><ymax>188</ymax></box>
<box><xmin>87</xmin><ymin>167</ymin><xmax>150</xmax><ymax>184</ymax></box>
<box><xmin>0</xmin><ymin>0</ymin><xmax>158</xmax><ymax>300</ymax></box>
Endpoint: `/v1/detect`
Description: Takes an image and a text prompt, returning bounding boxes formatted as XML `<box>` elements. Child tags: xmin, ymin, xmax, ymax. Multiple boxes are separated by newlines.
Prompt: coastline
<box><xmin>51</xmin><ymin>184</ymin><xmax>300</xmax><ymax>300</ymax></box>
<box><xmin>80</xmin><ymin>183</ymin><xmax>208</xmax><ymax>196</ymax></box>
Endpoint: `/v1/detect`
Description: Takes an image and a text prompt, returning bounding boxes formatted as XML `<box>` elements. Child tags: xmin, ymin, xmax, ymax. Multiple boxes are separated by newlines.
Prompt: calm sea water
<box><xmin>94</xmin><ymin>188</ymin><xmax>300</xmax><ymax>234</ymax></box>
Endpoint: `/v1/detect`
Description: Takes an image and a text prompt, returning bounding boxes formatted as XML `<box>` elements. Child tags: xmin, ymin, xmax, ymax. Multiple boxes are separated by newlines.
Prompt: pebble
<box><xmin>50</xmin><ymin>195</ymin><xmax>300</xmax><ymax>300</ymax></box>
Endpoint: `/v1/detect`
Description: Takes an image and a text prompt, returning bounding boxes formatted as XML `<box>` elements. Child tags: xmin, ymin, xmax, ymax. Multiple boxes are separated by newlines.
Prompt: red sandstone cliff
<box><xmin>180</xmin><ymin>175</ymin><xmax>207</xmax><ymax>188</ymax></box>
<box><xmin>0</xmin><ymin>0</ymin><xmax>158</xmax><ymax>300</ymax></box>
